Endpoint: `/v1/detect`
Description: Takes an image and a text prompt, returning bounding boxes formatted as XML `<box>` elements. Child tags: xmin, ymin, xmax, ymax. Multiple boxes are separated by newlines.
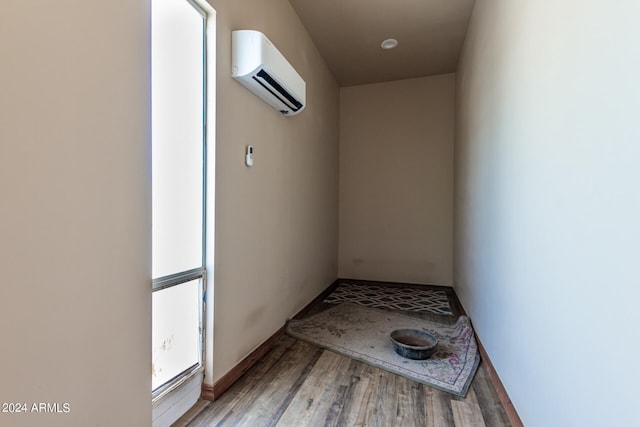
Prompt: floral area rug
<box><xmin>323</xmin><ymin>282</ymin><xmax>453</xmax><ymax>315</ymax></box>
<box><xmin>286</xmin><ymin>303</ymin><xmax>479</xmax><ymax>397</ymax></box>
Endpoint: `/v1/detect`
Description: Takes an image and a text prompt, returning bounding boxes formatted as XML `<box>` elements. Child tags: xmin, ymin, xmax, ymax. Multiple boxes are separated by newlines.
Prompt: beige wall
<box><xmin>455</xmin><ymin>0</ymin><xmax>640</xmax><ymax>425</ymax></box>
<box><xmin>339</xmin><ymin>75</ymin><xmax>455</xmax><ymax>285</ymax></box>
<box><xmin>205</xmin><ymin>0</ymin><xmax>339</xmax><ymax>383</ymax></box>
<box><xmin>0</xmin><ymin>1</ymin><xmax>151</xmax><ymax>426</ymax></box>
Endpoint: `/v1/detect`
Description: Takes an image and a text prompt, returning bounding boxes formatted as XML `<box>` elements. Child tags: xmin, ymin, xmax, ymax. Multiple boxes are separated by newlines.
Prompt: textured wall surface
<box><xmin>205</xmin><ymin>0</ymin><xmax>340</xmax><ymax>384</ymax></box>
<box><xmin>455</xmin><ymin>1</ymin><xmax>640</xmax><ymax>425</ymax></box>
<box><xmin>0</xmin><ymin>1</ymin><xmax>151</xmax><ymax>425</ymax></box>
<box><xmin>339</xmin><ymin>75</ymin><xmax>455</xmax><ymax>286</ymax></box>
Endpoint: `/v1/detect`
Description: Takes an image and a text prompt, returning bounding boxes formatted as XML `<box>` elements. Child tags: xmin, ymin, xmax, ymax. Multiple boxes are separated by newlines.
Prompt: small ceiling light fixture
<box><xmin>380</xmin><ymin>38</ymin><xmax>398</xmax><ymax>50</ymax></box>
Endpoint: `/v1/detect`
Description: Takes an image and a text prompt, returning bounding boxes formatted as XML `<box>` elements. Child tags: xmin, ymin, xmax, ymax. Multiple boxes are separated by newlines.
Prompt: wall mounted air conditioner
<box><xmin>232</xmin><ymin>30</ymin><xmax>306</xmax><ymax>116</ymax></box>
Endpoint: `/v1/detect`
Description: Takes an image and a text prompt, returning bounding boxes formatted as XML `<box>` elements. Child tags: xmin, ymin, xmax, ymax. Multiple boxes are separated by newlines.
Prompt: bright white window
<box><xmin>152</xmin><ymin>278</ymin><xmax>201</xmax><ymax>390</ymax></box>
<box><xmin>151</xmin><ymin>0</ymin><xmax>208</xmax><ymax>401</ymax></box>
<box><xmin>152</xmin><ymin>0</ymin><xmax>205</xmax><ymax>279</ymax></box>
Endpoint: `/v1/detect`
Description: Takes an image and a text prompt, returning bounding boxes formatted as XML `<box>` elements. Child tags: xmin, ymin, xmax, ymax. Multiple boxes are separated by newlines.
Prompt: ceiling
<box><xmin>289</xmin><ymin>0</ymin><xmax>475</xmax><ymax>87</ymax></box>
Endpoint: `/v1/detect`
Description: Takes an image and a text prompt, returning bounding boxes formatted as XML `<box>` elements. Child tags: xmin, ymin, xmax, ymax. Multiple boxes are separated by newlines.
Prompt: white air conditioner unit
<box><xmin>232</xmin><ymin>30</ymin><xmax>306</xmax><ymax>116</ymax></box>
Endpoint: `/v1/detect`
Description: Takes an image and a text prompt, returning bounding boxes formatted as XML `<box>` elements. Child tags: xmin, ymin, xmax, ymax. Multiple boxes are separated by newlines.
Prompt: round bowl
<box><xmin>389</xmin><ymin>329</ymin><xmax>438</xmax><ymax>360</ymax></box>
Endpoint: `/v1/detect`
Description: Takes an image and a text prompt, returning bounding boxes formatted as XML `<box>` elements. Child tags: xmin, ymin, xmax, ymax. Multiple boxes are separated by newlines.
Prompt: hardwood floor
<box><xmin>174</xmin><ymin>284</ymin><xmax>512</xmax><ymax>427</ymax></box>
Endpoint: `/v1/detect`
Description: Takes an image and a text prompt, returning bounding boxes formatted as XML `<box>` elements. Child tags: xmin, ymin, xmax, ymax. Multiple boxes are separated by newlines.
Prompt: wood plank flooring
<box><xmin>174</xmin><ymin>285</ymin><xmax>512</xmax><ymax>427</ymax></box>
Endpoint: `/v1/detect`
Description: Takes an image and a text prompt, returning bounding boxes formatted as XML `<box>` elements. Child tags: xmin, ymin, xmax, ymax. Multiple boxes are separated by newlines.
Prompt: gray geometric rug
<box><xmin>323</xmin><ymin>282</ymin><xmax>453</xmax><ymax>315</ymax></box>
<box><xmin>286</xmin><ymin>303</ymin><xmax>479</xmax><ymax>397</ymax></box>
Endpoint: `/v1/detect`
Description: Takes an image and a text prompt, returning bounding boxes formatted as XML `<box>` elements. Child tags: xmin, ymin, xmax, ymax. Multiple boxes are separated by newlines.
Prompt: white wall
<box><xmin>455</xmin><ymin>1</ymin><xmax>640</xmax><ymax>425</ymax></box>
<box><xmin>339</xmin><ymin>75</ymin><xmax>455</xmax><ymax>285</ymax></box>
<box><xmin>0</xmin><ymin>1</ymin><xmax>151</xmax><ymax>426</ymax></box>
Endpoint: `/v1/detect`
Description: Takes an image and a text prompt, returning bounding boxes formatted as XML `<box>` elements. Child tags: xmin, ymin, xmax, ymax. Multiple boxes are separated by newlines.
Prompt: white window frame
<box><xmin>151</xmin><ymin>0</ymin><xmax>212</xmax><ymax>405</ymax></box>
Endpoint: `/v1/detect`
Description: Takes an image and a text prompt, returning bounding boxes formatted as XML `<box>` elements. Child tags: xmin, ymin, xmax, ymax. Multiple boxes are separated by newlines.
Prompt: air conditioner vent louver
<box><xmin>253</xmin><ymin>69</ymin><xmax>303</xmax><ymax>112</ymax></box>
<box><xmin>232</xmin><ymin>30</ymin><xmax>306</xmax><ymax>116</ymax></box>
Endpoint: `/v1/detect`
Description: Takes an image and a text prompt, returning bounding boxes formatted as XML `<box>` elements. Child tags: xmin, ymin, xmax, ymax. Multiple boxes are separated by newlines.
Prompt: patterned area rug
<box><xmin>323</xmin><ymin>282</ymin><xmax>453</xmax><ymax>315</ymax></box>
<box><xmin>286</xmin><ymin>303</ymin><xmax>479</xmax><ymax>397</ymax></box>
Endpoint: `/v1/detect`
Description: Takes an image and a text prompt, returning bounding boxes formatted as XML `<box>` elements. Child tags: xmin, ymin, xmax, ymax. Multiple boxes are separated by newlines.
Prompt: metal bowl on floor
<box><xmin>389</xmin><ymin>329</ymin><xmax>438</xmax><ymax>360</ymax></box>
